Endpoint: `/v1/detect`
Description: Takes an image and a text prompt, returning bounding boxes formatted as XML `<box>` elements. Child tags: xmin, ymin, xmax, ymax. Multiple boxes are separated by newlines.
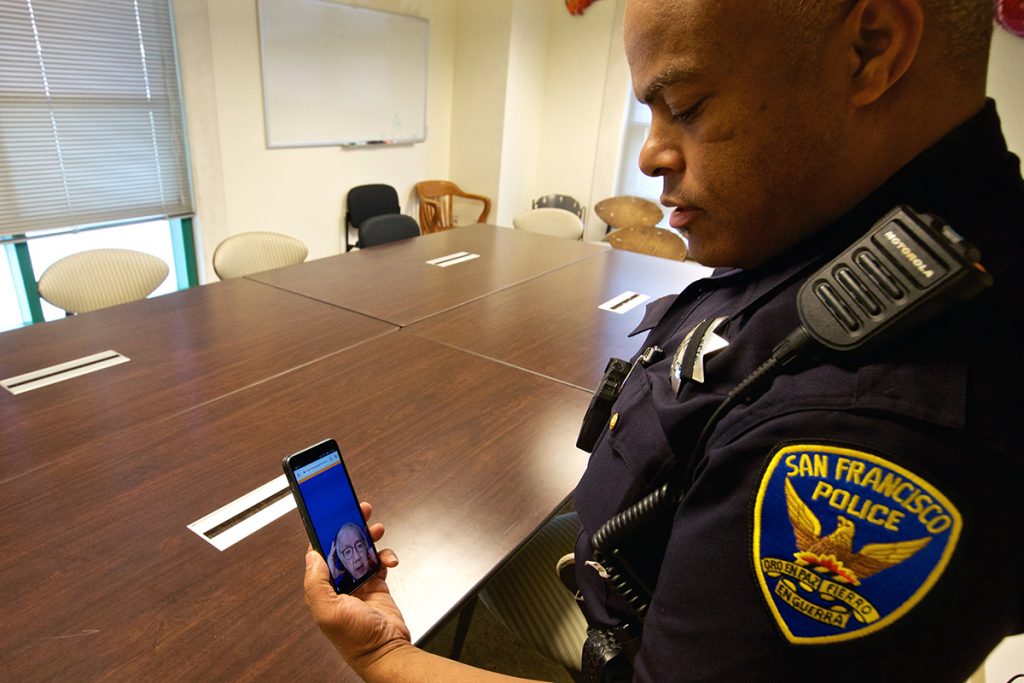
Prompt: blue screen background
<box><xmin>297</xmin><ymin>453</ymin><xmax>365</xmax><ymax>575</ymax></box>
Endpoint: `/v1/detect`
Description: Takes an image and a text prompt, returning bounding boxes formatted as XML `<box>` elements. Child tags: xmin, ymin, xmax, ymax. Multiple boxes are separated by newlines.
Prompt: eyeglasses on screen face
<box><xmin>340</xmin><ymin>540</ymin><xmax>367</xmax><ymax>560</ymax></box>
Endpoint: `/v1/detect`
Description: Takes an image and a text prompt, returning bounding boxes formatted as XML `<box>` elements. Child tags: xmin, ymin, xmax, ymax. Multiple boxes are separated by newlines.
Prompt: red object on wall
<box><xmin>996</xmin><ymin>0</ymin><xmax>1024</xmax><ymax>37</ymax></box>
<box><xmin>566</xmin><ymin>0</ymin><xmax>598</xmax><ymax>16</ymax></box>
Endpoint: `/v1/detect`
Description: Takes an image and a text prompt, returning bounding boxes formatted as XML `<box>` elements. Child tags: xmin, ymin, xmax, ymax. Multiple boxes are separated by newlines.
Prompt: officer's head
<box><xmin>624</xmin><ymin>0</ymin><xmax>993</xmax><ymax>269</ymax></box>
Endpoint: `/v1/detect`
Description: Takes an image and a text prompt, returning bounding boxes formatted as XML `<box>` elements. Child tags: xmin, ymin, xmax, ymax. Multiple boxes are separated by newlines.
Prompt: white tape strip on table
<box><xmin>1</xmin><ymin>350</ymin><xmax>130</xmax><ymax>395</ymax></box>
<box><xmin>426</xmin><ymin>251</ymin><xmax>481</xmax><ymax>267</ymax></box>
<box><xmin>188</xmin><ymin>475</ymin><xmax>296</xmax><ymax>551</ymax></box>
<box><xmin>599</xmin><ymin>291</ymin><xmax>651</xmax><ymax>315</ymax></box>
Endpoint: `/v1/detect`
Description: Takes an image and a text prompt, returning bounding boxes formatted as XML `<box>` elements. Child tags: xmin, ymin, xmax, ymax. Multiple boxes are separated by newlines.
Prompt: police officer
<box><xmin>302</xmin><ymin>1</ymin><xmax>1024</xmax><ymax>681</ymax></box>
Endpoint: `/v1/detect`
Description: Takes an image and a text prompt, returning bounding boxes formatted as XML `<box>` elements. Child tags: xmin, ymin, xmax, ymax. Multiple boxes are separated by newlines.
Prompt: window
<box><xmin>0</xmin><ymin>0</ymin><xmax>195</xmax><ymax>330</ymax></box>
<box><xmin>615</xmin><ymin>96</ymin><xmax>669</xmax><ymax>226</ymax></box>
<box><xmin>0</xmin><ymin>247</ymin><xmax>22</xmax><ymax>331</ymax></box>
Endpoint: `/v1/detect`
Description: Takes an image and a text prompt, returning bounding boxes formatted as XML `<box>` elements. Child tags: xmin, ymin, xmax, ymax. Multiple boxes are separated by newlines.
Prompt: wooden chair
<box><xmin>37</xmin><ymin>249</ymin><xmax>169</xmax><ymax>314</ymax></box>
<box><xmin>608</xmin><ymin>226</ymin><xmax>689</xmax><ymax>261</ymax></box>
<box><xmin>415</xmin><ymin>180</ymin><xmax>491</xmax><ymax>234</ymax></box>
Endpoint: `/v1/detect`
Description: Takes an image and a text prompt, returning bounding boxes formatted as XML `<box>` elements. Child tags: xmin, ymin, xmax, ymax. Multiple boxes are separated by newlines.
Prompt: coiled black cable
<box><xmin>589</xmin><ymin>327</ymin><xmax>815</xmax><ymax>619</ymax></box>
<box><xmin>591</xmin><ymin>481</ymin><xmax>674</xmax><ymax>618</ymax></box>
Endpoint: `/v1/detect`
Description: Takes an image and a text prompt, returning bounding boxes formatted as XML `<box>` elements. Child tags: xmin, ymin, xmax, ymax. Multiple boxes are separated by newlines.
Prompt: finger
<box><xmin>359</xmin><ymin>501</ymin><xmax>373</xmax><ymax>522</ymax></box>
<box><xmin>378</xmin><ymin>547</ymin><xmax>399</xmax><ymax>568</ymax></box>
<box><xmin>367</xmin><ymin>522</ymin><xmax>386</xmax><ymax>542</ymax></box>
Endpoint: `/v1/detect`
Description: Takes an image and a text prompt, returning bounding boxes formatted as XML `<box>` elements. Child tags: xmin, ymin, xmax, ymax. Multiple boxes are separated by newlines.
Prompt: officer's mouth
<box><xmin>668</xmin><ymin>205</ymin><xmax>702</xmax><ymax>233</ymax></box>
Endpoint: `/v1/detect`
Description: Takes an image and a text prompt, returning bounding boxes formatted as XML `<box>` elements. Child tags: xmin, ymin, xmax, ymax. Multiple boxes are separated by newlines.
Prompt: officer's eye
<box><xmin>671</xmin><ymin>97</ymin><xmax>706</xmax><ymax>124</ymax></box>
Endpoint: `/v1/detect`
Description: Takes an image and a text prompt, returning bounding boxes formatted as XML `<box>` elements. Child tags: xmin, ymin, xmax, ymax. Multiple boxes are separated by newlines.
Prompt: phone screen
<box><xmin>284</xmin><ymin>441</ymin><xmax>380</xmax><ymax>594</ymax></box>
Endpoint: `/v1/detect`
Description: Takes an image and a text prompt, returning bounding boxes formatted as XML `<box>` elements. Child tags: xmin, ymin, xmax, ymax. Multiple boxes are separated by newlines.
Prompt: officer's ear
<box><xmin>841</xmin><ymin>0</ymin><xmax>924</xmax><ymax>108</ymax></box>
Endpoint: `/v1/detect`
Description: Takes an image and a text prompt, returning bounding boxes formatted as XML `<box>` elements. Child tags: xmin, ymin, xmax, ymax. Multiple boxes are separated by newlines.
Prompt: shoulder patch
<box><xmin>752</xmin><ymin>444</ymin><xmax>961</xmax><ymax>644</ymax></box>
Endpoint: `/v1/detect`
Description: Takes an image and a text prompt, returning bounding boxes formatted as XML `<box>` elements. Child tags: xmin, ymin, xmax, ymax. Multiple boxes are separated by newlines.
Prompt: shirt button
<box><xmin>609</xmin><ymin>413</ymin><xmax>619</xmax><ymax>430</ymax></box>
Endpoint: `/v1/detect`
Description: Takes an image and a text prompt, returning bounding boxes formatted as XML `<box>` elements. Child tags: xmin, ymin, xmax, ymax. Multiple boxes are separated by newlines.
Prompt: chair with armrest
<box><xmin>37</xmin><ymin>248</ymin><xmax>169</xmax><ymax>315</ymax></box>
<box><xmin>512</xmin><ymin>208</ymin><xmax>585</xmax><ymax>241</ymax></box>
<box><xmin>346</xmin><ymin>184</ymin><xmax>401</xmax><ymax>251</ymax></box>
<box><xmin>415</xmin><ymin>180</ymin><xmax>491</xmax><ymax>234</ymax></box>
<box><xmin>358</xmin><ymin>214</ymin><xmax>421</xmax><ymax>248</ymax></box>
<box><xmin>532</xmin><ymin>194</ymin><xmax>587</xmax><ymax>225</ymax></box>
<box><xmin>212</xmin><ymin>231</ymin><xmax>308</xmax><ymax>279</ymax></box>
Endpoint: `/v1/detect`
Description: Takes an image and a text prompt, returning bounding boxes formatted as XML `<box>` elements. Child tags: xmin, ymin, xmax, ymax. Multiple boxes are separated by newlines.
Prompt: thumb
<box><xmin>304</xmin><ymin>548</ymin><xmax>336</xmax><ymax>599</ymax></box>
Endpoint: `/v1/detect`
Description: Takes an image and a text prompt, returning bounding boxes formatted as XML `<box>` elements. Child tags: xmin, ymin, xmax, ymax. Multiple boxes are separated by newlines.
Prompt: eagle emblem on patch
<box><xmin>753</xmin><ymin>444</ymin><xmax>961</xmax><ymax>644</ymax></box>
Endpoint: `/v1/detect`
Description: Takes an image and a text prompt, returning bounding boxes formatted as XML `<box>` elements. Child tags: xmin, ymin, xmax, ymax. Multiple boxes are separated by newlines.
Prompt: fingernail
<box><xmin>305</xmin><ymin>551</ymin><xmax>316</xmax><ymax>568</ymax></box>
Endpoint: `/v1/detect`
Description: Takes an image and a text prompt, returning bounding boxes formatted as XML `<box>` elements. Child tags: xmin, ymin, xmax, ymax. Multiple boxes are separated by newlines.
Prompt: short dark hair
<box><xmin>924</xmin><ymin>0</ymin><xmax>994</xmax><ymax>77</ymax></box>
<box><xmin>771</xmin><ymin>0</ymin><xmax>992</xmax><ymax>79</ymax></box>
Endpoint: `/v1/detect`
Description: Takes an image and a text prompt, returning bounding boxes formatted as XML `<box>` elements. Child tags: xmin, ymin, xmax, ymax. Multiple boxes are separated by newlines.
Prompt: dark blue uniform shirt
<box><xmin>574</xmin><ymin>101</ymin><xmax>1024</xmax><ymax>682</ymax></box>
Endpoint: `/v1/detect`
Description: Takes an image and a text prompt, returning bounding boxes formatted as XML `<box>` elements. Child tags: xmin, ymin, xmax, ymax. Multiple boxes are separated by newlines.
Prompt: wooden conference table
<box><xmin>248</xmin><ymin>223</ymin><xmax>608</xmax><ymax>326</ymax></box>
<box><xmin>0</xmin><ymin>278</ymin><xmax>395</xmax><ymax>481</ymax></box>
<box><xmin>0</xmin><ymin>225</ymin><xmax>707</xmax><ymax>681</ymax></box>
<box><xmin>407</xmin><ymin>247</ymin><xmax>712</xmax><ymax>391</ymax></box>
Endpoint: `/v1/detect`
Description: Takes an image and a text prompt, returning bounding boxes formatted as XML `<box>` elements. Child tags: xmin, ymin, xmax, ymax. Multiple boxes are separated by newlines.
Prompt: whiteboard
<box><xmin>256</xmin><ymin>0</ymin><xmax>428</xmax><ymax>148</ymax></box>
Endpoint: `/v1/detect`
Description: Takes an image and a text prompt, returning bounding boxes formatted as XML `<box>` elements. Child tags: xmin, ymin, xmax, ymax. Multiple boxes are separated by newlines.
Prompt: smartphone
<box><xmin>282</xmin><ymin>439</ymin><xmax>380</xmax><ymax>594</ymax></box>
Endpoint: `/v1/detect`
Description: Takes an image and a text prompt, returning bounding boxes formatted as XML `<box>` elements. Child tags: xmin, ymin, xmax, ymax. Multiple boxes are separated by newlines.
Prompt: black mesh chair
<box><xmin>532</xmin><ymin>194</ymin><xmax>586</xmax><ymax>224</ymax></box>
<box><xmin>346</xmin><ymin>184</ymin><xmax>401</xmax><ymax>251</ymax></box>
<box><xmin>358</xmin><ymin>214</ymin><xmax>420</xmax><ymax>248</ymax></box>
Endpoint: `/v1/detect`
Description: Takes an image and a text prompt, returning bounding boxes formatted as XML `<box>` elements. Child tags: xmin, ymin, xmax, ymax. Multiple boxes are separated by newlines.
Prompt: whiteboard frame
<box><xmin>256</xmin><ymin>0</ymin><xmax>429</xmax><ymax>149</ymax></box>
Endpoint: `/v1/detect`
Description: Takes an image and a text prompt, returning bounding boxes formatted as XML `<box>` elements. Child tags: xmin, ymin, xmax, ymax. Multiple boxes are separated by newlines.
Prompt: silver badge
<box><xmin>670</xmin><ymin>316</ymin><xmax>729</xmax><ymax>396</ymax></box>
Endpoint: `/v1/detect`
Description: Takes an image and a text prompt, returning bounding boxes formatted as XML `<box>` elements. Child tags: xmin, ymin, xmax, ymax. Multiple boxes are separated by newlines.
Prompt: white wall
<box><xmin>977</xmin><ymin>632</ymin><xmax>1024</xmax><ymax>682</ymax></box>
<box><xmin>585</xmin><ymin>0</ymin><xmax>631</xmax><ymax>241</ymax></box>
<box><xmin>172</xmin><ymin>0</ymin><xmax>457</xmax><ymax>280</ymax></box>
<box><xmin>447</xmin><ymin>0</ymin><xmax>630</xmax><ymax>231</ymax></box>
<box><xmin>988</xmin><ymin>25</ymin><xmax>1024</xmax><ymax>156</ymax></box>
<box><xmin>496</xmin><ymin>1</ymin><xmax>549</xmax><ymax>227</ymax></box>
<box><xmin>171</xmin><ymin>1</ymin><xmax>1022</xmax><ymax>283</ymax></box>
<box><xmin>535</xmin><ymin>0</ymin><xmax>627</xmax><ymax>238</ymax></box>
<box><xmin>449</xmin><ymin>0</ymin><xmax>512</xmax><ymax>222</ymax></box>
<box><xmin>172</xmin><ymin>0</ymin><xmax>629</xmax><ymax>276</ymax></box>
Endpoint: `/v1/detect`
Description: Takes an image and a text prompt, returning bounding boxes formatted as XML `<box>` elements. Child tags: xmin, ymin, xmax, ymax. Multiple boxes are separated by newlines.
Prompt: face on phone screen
<box><xmin>288</xmin><ymin>444</ymin><xmax>379</xmax><ymax>594</ymax></box>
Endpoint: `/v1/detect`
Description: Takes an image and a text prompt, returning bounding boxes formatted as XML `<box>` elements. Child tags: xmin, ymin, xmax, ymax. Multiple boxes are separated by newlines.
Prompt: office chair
<box><xmin>358</xmin><ymin>214</ymin><xmax>420</xmax><ymax>248</ymax></box>
<box><xmin>37</xmin><ymin>249</ymin><xmax>169</xmax><ymax>315</ymax></box>
<box><xmin>531</xmin><ymin>194</ymin><xmax>586</xmax><ymax>225</ymax></box>
<box><xmin>212</xmin><ymin>231</ymin><xmax>308</xmax><ymax>279</ymax></box>
<box><xmin>512</xmin><ymin>208</ymin><xmax>585</xmax><ymax>241</ymax></box>
<box><xmin>476</xmin><ymin>512</ymin><xmax>587</xmax><ymax>674</ymax></box>
<box><xmin>345</xmin><ymin>184</ymin><xmax>402</xmax><ymax>251</ymax></box>
<box><xmin>608</xmin><ymin>226</ymin><xmax>689</xmax><ymax>261</ymax></box>
<box><xmin>415</xmin><ymin>180</ymin><xmax>491</xmax><ymax>234</ymax></box>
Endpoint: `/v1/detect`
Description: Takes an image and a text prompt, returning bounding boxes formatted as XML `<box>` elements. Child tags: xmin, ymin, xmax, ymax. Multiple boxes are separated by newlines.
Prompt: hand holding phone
<box><xmin>283</xmin><ymin>439</ymin><xmax>381</xmax><ymax>594</ymax></box>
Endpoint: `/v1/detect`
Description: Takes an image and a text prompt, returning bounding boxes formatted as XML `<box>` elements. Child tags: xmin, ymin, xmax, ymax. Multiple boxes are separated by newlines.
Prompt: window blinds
<box><xmin>0</xmin><ymin>0</ymin><xmax>193</xmax><ymax>236</ymax></box>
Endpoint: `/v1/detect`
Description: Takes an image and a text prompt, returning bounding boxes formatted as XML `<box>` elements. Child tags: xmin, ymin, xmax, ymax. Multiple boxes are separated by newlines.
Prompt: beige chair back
<box><xmin>512</xmin><ymin>208</ymin><xmax>585</xmax><ymax>240</ymax></box>
<box><xmin>37</xmin><ymin>249</ymin><xmax>169</xmax><ymax>314</ymax></box>
<box><xmin>212</xmin><ymin>231</ymin><xmax>308</xmax><ymax>279</ymax></box>
<box><xmin>607</xmin><ymin>226</ymin><xmax>689</xmax><ymax>261</ymax></box>
<box><xmin>594</xmin><ymin>195</ymin><xmax>664</xmax><ymax>231</ymax></box>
